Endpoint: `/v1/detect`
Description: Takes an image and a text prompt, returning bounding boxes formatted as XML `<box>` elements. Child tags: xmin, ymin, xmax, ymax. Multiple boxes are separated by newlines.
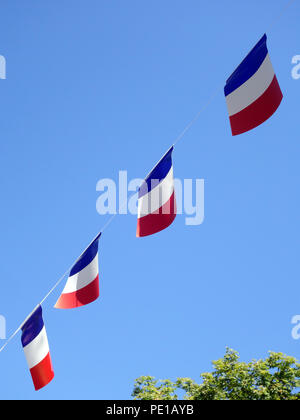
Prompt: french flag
<box><xmin>21</xmin><ymin>306</ymin><xmax>54</xmax><ymax>391</ymax></box>
<box><xmin>137</xmin><ymin>146</ymin><xmax>176</xmax><ymax>237</ymax></box>
<box><xmin>224</xmin><ymin>34</ymin><xmax>283</xmax><ymax>136</ymax></box>
<box><xmin>54</xmin><ymin>233</ymin><xmax>101</xmax><ymax>309</ymax></box>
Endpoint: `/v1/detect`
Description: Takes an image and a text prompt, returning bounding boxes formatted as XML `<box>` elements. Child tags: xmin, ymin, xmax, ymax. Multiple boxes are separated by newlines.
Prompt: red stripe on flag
<box><xmin>30</xmin><ymin>352</ymin><xmax>54</xmax><ymax>391</ymax></box>
<box><xmin>137</xmin><ymin>192</ymin><xmax>176</xmax><ymax>237</ymax></box>
<box><xmin>54</xmin><ymin>275</ymin><xmax>100</xmax><ymax>309</ymax></box>
<box><xmin>229</xmin><ymin>75</ymin><xmax>283</xmax><ymax>136</ymax></box>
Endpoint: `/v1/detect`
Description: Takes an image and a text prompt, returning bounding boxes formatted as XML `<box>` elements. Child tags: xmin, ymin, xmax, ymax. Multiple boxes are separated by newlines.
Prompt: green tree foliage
<box><xmin>132</xmin><ymin>348</ymin><xmax>300</xmax><ymax>400</ymax></box>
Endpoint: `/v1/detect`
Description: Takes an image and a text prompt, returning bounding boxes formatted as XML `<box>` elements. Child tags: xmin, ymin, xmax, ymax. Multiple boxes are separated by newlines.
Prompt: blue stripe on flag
<box><xmin>138</xmin><ymin>146</ymin><xmax>173</xmax><ymax>199</ymax></box>
<box><xmin>224</xmin><ymin>34</ymin><xmax>268</xmax><ymax>97</ymax></box>
<box><xmin>70</xmin><ymin>233</ymin><xmax>101</xmax><ymax>276</ymax></box>
<box><xmin>21</xmin><ymin>306</ymin><xmax>44</xmax><ymax>348</ymax></box>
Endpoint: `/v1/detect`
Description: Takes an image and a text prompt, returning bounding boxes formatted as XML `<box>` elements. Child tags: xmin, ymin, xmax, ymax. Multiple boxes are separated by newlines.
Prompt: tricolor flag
<box><xmin>55</xmin><ymin>233</ymin><xmax>101</xmax><ymax>309</ymax></box>
<box><xmin>21</xmin><ymin>306</ymin><xmax>54</xmax><ymax>391</ymax></box>
<box><xmin>224</xmin><ymin>34</ymin><xmax>283</xmax><ymax>136</ymax></box>
<box><xmin>137</xmin><ymin>146</ymin><xmax>176</xmax><ymax>237</ymax></box>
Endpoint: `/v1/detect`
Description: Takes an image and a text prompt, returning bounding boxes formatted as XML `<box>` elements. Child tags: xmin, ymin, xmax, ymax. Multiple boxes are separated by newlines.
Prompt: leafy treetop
<box><xmin>132</xmin><ymin>348</ymin><xmax>300</xmax><ymax>400</ymax></box>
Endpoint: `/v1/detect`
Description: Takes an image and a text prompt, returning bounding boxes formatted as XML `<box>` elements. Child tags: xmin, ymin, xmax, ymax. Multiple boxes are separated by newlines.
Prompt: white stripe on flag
<box><xmin>61</xmin><ymin>253</ymin><xmax>99</xmax><ymax>294</ymax></box>
<box><xmin>138</xmin><ymin>167</ymin><xmax>174</xmax><ymax>218</ymax></box>
<box><xmin>226</xmin><ymin>54</ymin><xmax>275</xmax><ymax>116</ymax></box>
<box><xmin>23</xmin><ymin>327</ymin><xmax>49</xmax><ymax>369</ymax></box>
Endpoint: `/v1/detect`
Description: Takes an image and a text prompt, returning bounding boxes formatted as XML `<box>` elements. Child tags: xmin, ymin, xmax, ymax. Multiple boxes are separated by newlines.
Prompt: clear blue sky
<box><xmin>0</xmin><ymin>0</ymin><xmax>299</xmax><ymax>400</ymax></box>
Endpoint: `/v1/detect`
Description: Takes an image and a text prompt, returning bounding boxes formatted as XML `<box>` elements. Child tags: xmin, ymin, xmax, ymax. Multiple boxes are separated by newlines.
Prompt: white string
<box><xmin>267</xmin><ymin>0</ymin><xmax>297</xmax><ymax>32</ymax></box>
<box><xmin>173</xmin><ymin>85</ymin><xmax>222</xmax><ymax>147</ymax></box>
<box><xmin>0</xmin><ymin>0</ymin><xmax>296</xmax><ymax>356</ymax></box>
<box><xmin>100</xmin><ymin>214</ymin><xmax>118</xmax><ymax>234</ymax></box>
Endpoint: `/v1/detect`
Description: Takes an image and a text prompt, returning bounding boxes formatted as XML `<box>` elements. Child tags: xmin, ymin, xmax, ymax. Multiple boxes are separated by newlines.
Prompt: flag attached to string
<box><xmin>137</xmin><ymin>146</ymin><xmax>176</xmax><ymax>237</ymax></box>
<box><xmin>224</xmin><ymin>34</ymin><xmax>283</xmax><ymax>136</ymax></box>
<box><xmin>21</xmin><ymin>306</ymin><xmax>54</xmax><ymax>391</ymax></box>
<box><xmin>54</xmin><ymin>233</ymin><xmax>101</xmax><ymax>309</ymax></box>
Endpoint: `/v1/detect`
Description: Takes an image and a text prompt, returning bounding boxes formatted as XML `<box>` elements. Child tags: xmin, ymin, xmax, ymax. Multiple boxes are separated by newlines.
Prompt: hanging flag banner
<box><xmin>137</xmin><ymin>146</ymin><xmax>176</xmax><ymax>237</ymax></box>
<box><xmin>224</xmin><ymin>34</ymin><xmax>283</xmax><ymax>136</ymax></box>
<box><xmin>54</xmin><ymin>233</ymin><xmax>101</xmax><ymax>309</ymax></box>
<box><xmin>21</xmin><ymin>306</ymin><xmax>54</xmax><ymax>391</ymax></box>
